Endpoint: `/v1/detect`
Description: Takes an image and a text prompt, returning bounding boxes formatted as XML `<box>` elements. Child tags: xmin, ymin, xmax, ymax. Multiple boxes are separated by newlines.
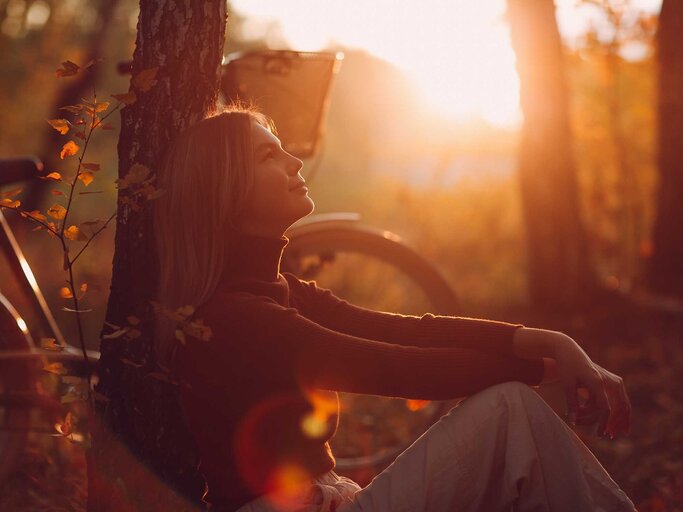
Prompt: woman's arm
<box><xmin>200</xmin><ymin>291</ymin><xmax>545</xmax><ymax>400</ymax></box>
<box><xmin>284</xmin><ymin>273</ymin><xmax>523</xmax><ymax>355</ymax></box>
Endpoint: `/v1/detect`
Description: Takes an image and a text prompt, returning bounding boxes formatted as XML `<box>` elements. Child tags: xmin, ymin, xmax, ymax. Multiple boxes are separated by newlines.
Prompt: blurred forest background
<box><xmin>0</xmin><ymin>0</ymin><xmax>682</xmax><ymax>510</ymax></box>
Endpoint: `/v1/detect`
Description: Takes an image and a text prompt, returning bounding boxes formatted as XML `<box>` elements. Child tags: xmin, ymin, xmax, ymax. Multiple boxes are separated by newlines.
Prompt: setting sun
<box><xmin>233</xmin><ymin>0</ymin><xmax>521</xmax><ymax>126</ymax></box>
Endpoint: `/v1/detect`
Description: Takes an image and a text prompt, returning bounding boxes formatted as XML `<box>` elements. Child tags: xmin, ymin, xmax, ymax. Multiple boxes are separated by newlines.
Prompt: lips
<box><xmin>290</xmin><ymin>181</ymin><xmax>307</xmax><ymax>191</ymax></box>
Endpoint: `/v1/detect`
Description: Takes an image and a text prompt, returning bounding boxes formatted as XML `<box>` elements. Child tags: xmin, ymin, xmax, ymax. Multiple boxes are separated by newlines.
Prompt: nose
<box><xmin>286</xmin><ymin>152</ymin><xmax>304</xmax><ymax>176</ymax></box>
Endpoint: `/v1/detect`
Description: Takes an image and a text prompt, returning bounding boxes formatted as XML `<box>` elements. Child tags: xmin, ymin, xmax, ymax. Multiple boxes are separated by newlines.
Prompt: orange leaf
<box><xmin>0</xmin><ymin>198</ymin><xmax>20</xmax><ymax>208</ymax></box>
<box><xmin>56</xmin><ymin>60</ymin><xmax>79</xmax><ymax>78</ymax></box>
<box><xmin>41</xmin><ymin>338</ymin><xmax>65</xmax><ymax>352</ymax></box>
<box><xmin>132</xmin><ymin>67</ymin><xmax>159</xmax><ymax>92</ymax></box>
<box><xmin>47</xmin><ymin>119</ymin><xmax>70</xmax><ymax>135</ymax></box>
<box><xmin>51</xmin><ymin>189</ymin><xmax>65</xmax><ymax>196</ymax></box>
<box><xmin>60</xmin><ymin>287</ymin><xmax>73</xmax><ymax>299</ymax></box>
<box><xmin>1</xmin><ymin>186</ymin><xmax>22</xmax><ymax>198</ymax></box>
<box><xmin>94</xmin><ymin>101</ymin><xmax>110</xmax><ymax>113</ymax></box>
<box><xmin>64</xmin><ymin>225</ymin><xmax>87</xmax><ymax>241</ymax></box>
<box><xmin>81</xmin><ymin>162</ymin><xmax>100</xmax><ymax>171</ymax></box>
<box><xmin>48</xmin><ymin>204</ymin><xmax>67</xmax><ymax>220</ymax></box>
<box><xmin>43</xmin><ymin>362</ymin><xmax>68</xmax><ymax>375</ymax></box>
<box><xmin>78</xmin><ymin>171</ymin><xmax>94</xmax><ymax>186</ymax></box>
<box><xmin>60</xmin><ymin>141</ymin><xmax>79</xmax><ymax>159</ymax></box>
<box><xmin>20</xmin><ymin>210</ymin><xmax>47</xmax><ymax>222</ymax></box>
<box><xmin>40</xmin><ymin>171</ymin><xmax>62</xmax><ymax>181</ymax></box>
<box><xmin>111</xmin><ymin>91</ymin><xmax>136</xmax><ymax>106</ymax></box>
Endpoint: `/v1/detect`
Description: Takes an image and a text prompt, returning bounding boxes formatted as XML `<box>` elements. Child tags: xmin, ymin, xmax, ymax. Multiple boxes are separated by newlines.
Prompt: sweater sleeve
<box><xmin>204</xmin><ymin>292</ymin><xmax>544</xmax><ymax>400</ymax></box>
<box><xmin>283</xmin><ymin>273</ymin><xmax>524</xmax><ymax>356</ymax></box>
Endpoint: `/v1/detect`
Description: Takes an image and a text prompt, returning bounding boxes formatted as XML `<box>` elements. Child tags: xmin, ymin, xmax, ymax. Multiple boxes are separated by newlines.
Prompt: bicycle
<box><xmin>0</xmin><ymin>157</ymin><xmax>99</xmax><ymax>485</ymax></box>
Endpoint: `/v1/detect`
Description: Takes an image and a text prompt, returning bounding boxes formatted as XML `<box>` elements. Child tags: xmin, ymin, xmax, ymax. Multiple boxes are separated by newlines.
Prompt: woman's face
<box><xmin>237</xmin><ymin>121</ymin><xmax>314</xmax><ymax>237</ymax></box>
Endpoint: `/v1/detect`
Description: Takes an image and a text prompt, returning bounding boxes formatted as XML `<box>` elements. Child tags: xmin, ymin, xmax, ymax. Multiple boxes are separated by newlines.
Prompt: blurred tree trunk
<box><xmin>648</xmin><ymin>0</ymin><xmax>683</xmax><ymax>298</ymax></box>
<box><xmin>507</xmin><ymin>0</ymin><xmax>595</xmax><ymax>310</ymax></box>
<box><xmin>89</xmin><ymin>1</ymin><xmax>227</xmax><ymax>510</ymax></box>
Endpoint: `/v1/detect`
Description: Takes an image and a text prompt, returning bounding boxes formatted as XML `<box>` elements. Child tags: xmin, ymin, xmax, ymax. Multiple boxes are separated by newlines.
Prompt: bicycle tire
<box><xmin>0</xmin><ymin>294</ymin><xmax>36</xmax><ymax>486</ymax></box>
<box><xmin>282</xmin><ymin>221</ymin><xmax>460</xmax><ymax>471</ymax></box>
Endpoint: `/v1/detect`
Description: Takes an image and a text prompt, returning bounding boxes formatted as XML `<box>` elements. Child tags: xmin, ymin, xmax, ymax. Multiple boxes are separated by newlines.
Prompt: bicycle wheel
<box><xmin>282</xmin><ymin>220</ymin><xmax>461</xmax><ymax>473</ymax></box>
<box><xmin>0</xmin><ymin>294</ymin><xmax>36</xmax><ymax>485</ymax></box>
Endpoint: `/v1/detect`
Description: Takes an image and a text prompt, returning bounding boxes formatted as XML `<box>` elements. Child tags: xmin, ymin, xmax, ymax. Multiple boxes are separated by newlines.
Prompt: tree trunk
<box><xmin>648</xmin><ymin>0</ymin><xmax>683</xmax><ymax>298</ymax></box>
<box><xmin>89</xmin><ymin>1</ymin><xmax>227</xmax><ymax>510</ymax></box>
<box><xmin>507</xmin><ymin>0</ymin><xmax>595</xmax><ymax>310</ymax></box>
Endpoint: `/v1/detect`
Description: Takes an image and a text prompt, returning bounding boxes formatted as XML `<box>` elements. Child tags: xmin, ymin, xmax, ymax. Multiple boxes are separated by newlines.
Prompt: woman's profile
<box><xmin>152</xmin><ymin>105</ymin><xmax>636</xmax><ymax>512</ymax></box>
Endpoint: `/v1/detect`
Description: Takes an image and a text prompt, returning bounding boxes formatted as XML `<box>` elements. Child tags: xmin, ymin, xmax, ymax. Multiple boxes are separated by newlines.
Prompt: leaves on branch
<box><xmin>59</xmin><ymin>141</ymin><xmax>79</xmax><ymax>159</ymax></box>
<box><xmin>47</xmin><ymin>118</ymin><xmax>70</xmax><ymax>135</ymax></box>
<box><xmin>48</xmin><ymin>204</ymin><xmax>67</xmax><ymax>220</ymax></box>
<box><xmin>56</xmin><ymin>60</ymin><xmax>79</xmax><ymax>77</ymax></box>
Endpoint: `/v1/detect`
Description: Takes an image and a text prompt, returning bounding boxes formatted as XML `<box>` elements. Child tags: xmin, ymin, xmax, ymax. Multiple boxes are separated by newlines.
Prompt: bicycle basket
<box><xmin>221</xmin><ymin>50</ymin><xmax>343</xmax><ymax>159</ymax></box>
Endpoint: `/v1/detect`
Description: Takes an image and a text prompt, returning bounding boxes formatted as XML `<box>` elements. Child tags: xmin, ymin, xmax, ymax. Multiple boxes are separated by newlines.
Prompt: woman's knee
<box><xmin>445</xmin><ymin>381</ymin><xmax>550</xmax><ymax>421</ymax></box>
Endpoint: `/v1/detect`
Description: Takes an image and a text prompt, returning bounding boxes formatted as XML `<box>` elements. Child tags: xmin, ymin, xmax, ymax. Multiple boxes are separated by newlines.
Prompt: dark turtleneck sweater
<box><xmin>178</xmin><ymin>231</ymin><xmax>544</xmax><ymax>511</ymax></box>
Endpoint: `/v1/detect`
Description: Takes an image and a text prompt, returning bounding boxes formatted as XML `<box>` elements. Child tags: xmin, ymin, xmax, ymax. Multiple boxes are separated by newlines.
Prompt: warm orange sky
<box><xmin>232</xmin><ymin>0</ymin><xmax>662</xmax><ymax>128</ymax></box>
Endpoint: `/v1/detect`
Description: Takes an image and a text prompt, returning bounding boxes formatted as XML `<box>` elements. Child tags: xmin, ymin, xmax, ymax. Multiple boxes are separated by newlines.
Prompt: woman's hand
<box><xmin>553</xmin><ymin>336</ymin><xmax>631</xmax><ymax>439</ymax></box>
<box><xmin>513</xmin><ymin>327</ymin><xmax>631</xmax><ymax>439</ymax></box>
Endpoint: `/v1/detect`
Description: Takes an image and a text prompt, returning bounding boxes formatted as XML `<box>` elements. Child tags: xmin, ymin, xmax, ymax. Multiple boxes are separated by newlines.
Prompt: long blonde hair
<box><xmin>152</xmin><ymin>105</ymin><xmax>274</xmax><ymax>373</ymax></box>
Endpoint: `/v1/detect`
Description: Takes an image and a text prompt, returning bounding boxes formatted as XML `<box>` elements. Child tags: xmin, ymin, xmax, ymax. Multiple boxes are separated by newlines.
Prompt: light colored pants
<box><xmin>236</xmin><ymin>381</ymin><xmax>636</xmax><ymax>512</ymax></box>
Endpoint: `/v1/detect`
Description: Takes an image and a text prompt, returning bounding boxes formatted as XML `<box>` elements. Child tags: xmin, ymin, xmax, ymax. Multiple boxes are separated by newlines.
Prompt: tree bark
<box><xmin>507</xmin><ymin>0</ymin><xmax>595</xmax><ymax>310</ymax></box>
<box><xmin>648</xmin><ymin>0</ymin><xmax>683</xmax><ymax>297</ymax></box>
<box><xmin>89</xmin><ymin>1</ymin><xmax>227</xmax><ymax>510</ymax></box>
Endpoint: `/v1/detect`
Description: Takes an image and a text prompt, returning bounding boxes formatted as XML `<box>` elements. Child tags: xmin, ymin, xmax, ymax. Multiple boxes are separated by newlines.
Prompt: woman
<box><xmin>153</xmin><ymin>105</ymin><xmax>636</xmax><ymax>512</ymax></box>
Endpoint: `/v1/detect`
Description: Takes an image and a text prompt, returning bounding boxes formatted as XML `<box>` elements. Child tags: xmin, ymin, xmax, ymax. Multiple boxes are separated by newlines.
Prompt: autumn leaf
<box><xmin>60</xmin><ymin>140</ymin><xmax>79</xmax><ymax>159</ymax></box>
<box><xmin>59</xmin><ymin>104</ymin><xmax>85</xmax><ymax>115</ymax></box>
<box><xmin>41</xmin><ymin>337</ymin><xmax>65</xmax><ymax>352</ymax></box>
<box><xmin>80</xmin><ymin>283</ymin><xmax>88</xmax><ymax>293</ymax></box>
<box><xmin>65</xmin><ymin>225</ymin><xmax>87</xmax><ymax>241</ymax></box>
<box><xmin>48</xmin><ymin>204</ymin><xmax>67</xmax><ymax>220</ymax></box>
<box><xmin>111</xmin><ymin>91</ymin><xmax>136</xmax><ymax>106</ymax></box>
<box><xmin>56</xmin><ymin>60</ymin><xmax>79</xmax><ymax>77</ymax></box>
<box><xmin>20</xmin><ymin>210</ymin><xmax>47</xmax><ymax>222</ymax></box>
<box><xmin>1</xmin><ymin>186</ymin><xmax>22</xmax><ymax>198</ymax></box>
<box><xmin>51</xmin><ymin>189</ymin><xmax>65</xmax><ymax>196</ymax></box>
<box><xmin>0</xmin><ymin>198</ymin><xmax>20</xmax><ymax>208</ymax></box>
<box><xmin>132</xmin><ymin>67</ymin><xmax>159</xmax><ymax>92</ymax></box>
<box><xmin>60</xmin><ymin>287</ymin><xmax>73</xmax><ymax>299</ymax></box>
<box><xmin>43</xmin><ymin>362</ymin><xmax>68</xmax><ymax>375</ymax></box>
<box><xmin>94</xmin><ymin>101</ymin><xmax>110</xmax><ymax>113</ymax></box>
<box><xmin>47</xmin><ymin>119</ymin><xmax>70</xmax><ymax>135</ymax></box>
<box><xmin>78</xmin><ymin>171</ymin><xmax>94</xmax><ymax>186</ymax></box>
<box><xmin>54</xmin><ymin>412</ymin><xmax>72</xmax><ymax>436</ymax></box>
<box><xmin>40</xmin><ymin>172</ymin><xmax>63</xmax><ymax>181</ymax></box>
<box><xmin>81</xmin><ymin>162</ymin><xmax>100</xmax><ymax>171</ymax></box>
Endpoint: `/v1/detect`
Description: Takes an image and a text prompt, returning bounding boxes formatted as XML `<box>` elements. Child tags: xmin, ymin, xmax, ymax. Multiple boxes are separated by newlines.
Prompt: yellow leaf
<box><xmin>60</xmin><ymin>141</ymin><xmax>79</xmax><ymax>159</ymax></box>
<box><xmin>60</xmin><ymin>287</ymin><xmax>73</xmax><ymax>299</ymax></box>
<box><xmin>41</xmin><ymin>337</ymin><xmax>65</xmax><ymax>352</ymax></box>
<box><xmin>81</xmin><ymin>162</ymin><xmax>100</xmax><ymax>171</ymax></box>
<box><xmin>65</xmin><ymin>225</ymin><xmax>87</xmax><ymax>241</ymax></box>
<box><xmin>0</xmin><ymin>198</ymin><xmax>20</xmax><ymax>208</ymax></box>
<box><xmin>48</xmin><ymin>204</ymin><xmax>67</xmax><ymax>220</ymax></box>
<box><xmin>47</xmin><ymin>119</ymin><xmax>70</xmax><ymax>135</ymax></box>
<box><xmin>1</xmin><ymin>186</ymin><xmax>22</xmax><ymax>198</ymax></box>
<box><xmin>78</xmin><ymin>171</ymin><xmax>94</xmax><ymax>186</ymax></box>
<box><xmin>111</xmin><ymin>91</ymin><xmax>136</xmax><ymax>105</ymax></box>
<box><xmin>132</xmin><ymin>67</ymin><xmax>159</xmax><ymax>92</ymax></box>
<box><xmin>43</xmin><ymin>362</ymin><xmax>68</xmax><ymax>375</ymax></box>
<box><xmin>56</xmin><ymin>60</ymin><xmax>79</xmax><ymax>78</ymax></box>
<box><xmin>20</xmin><ymin>210</ymin><xmax>47</xmax><ymax>222</ymax></box>
<box><xmin>94</xmin><ymin>101</ymin><xmax>110</xmax><ymax>113</ymax></box>
<box><xmin>40</xmin><ymin>171</ymin><xmax>62</xmax><ymax>181</ymax></box>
